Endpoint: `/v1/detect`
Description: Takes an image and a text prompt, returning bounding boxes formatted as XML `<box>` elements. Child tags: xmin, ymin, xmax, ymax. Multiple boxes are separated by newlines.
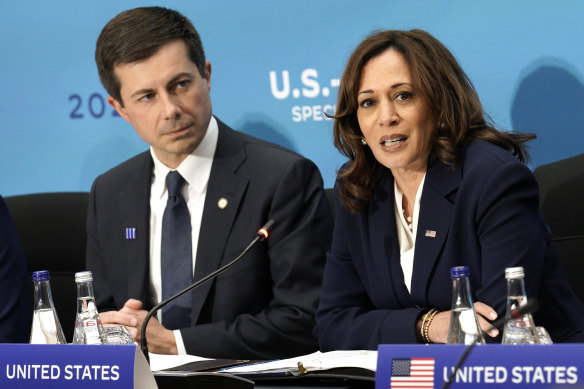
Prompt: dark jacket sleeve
<box><xmin>468</xmin><ymin>159</ymin><xmax>584</xmax><ymax>342</ymax></box>
<box><xmin>86</xmin><ymin>177</ymin><xmax>117</xmax><ymax>312</ymax></box>
<box><xmin>0</xmin><ymin>195</ymin><xmax>30</xmax><ymax>342</ymax></box>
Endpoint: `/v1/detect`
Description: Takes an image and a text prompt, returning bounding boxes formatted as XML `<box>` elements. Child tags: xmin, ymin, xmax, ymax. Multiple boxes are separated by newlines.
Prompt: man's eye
<box><xmin>140</xmin><ymin>93</ymin><xmax>154</xmax><ymax>101</ymax></box>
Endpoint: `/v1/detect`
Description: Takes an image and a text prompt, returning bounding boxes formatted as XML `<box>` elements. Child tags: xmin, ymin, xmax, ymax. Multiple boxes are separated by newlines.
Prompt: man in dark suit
<box><xmin>88</xmin><ymin>7</ymin><xmax>333</xmax><ymax>359</ymax></box>
<box><xmin>0</xmin><ymin>195</ymin><xmax>29</xmax><ymax>343</ymax></box>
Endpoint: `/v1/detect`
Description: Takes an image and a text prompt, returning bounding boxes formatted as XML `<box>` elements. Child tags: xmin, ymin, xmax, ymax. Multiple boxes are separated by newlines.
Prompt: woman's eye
<box><xmin>359</xmin><ymin>99</ymin><xmax>374</xmax><ymax>108</ymax></box>
<box><xmin>395</xmin><ymin>92</ymin><xmax>412</xmax><ymax>101</ymax></box>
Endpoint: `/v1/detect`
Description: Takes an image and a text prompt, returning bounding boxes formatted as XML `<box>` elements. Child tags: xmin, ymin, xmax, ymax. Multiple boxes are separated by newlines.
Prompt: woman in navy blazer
<box><xmin>314</xmin><ymin>29</ymin><xmax>584</xmax><ymax>349</ymax></box>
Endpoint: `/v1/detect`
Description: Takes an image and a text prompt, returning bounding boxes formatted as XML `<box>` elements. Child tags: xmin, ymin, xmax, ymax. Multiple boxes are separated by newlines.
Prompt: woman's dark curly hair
<box><xmin>332</xmin><ymin>29</ymin><xmax>534</xmax><ymax>213</ymax></box>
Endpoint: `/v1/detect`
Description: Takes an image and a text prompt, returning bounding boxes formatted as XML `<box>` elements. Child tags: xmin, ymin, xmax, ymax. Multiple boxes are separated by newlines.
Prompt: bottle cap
<box><xmin>75</xmin><ymin>271</ymin><xmax>93</xmax><ymax>283</ymax></box>
<box><xmin>32</xmin><ymin>270</ymin><xmax>50</xmax><ymax>282</ymax></box>
<box><xmin>451</xmin><ymin>266</ymin><xmax>469</xmax><ymax>278</ymax></box>
<box><xmin>505</xmin><ymin>266</ymin><xmax>525</xmax><ymax>279</ymax></box>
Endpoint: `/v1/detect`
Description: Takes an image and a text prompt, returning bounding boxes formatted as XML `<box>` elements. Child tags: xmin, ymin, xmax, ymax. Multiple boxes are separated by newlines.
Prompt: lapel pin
<box><xmin>425</xmin><ymin>230</ymin><xmax>437</xmax><ymax>238</ymax></box>
<box><xmin>217</xmin><ymin>197</ymin><xmax>228</xmax><ymax>209</ymax></box>
<box><xmin>125</xmin><ymin>227</ymin><xmax>136</xmax><ymax>240</ymax></box>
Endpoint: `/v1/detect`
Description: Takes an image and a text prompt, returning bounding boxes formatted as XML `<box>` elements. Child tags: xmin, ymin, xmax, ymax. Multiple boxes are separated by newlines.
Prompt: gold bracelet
<box><xmin>420</xmin><ymin>312</ymin><xmax>430</xmax><ymax>341</ymax></box>
<box><xmin>424</xmin><ymin>309</ymin><xmax>439</xmax><ymax>343</ymax></box>
<box><xmin>420</xmin><ymin>310</ymin><xmax>432</xmax><ymax>342</ymax></box>
<box><xmin>422</xmin><ymin>309</ymin><xmax>439</xmax><ymax>343</ymax></box>
<box><xmin>422</xmin><ymin>311</ymin><xmax>431</xmax><ymax>343</ymax></box>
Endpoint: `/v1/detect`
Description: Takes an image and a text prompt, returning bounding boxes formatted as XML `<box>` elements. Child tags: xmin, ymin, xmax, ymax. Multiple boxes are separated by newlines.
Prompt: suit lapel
<box><xmin>368</xmin><ymin>172</ymin><xmax>412</xmax><ymax>306</ymax></box>
<box><xmin>118</xmin><ymin>153</ymin><xmax>153</xmax><ymax>306</ymax></box>
<box><xmin>410</xmin><ymin>160</ymin><xmax>460</xmax><ymax>303</ymax></box>
<box><xmin>190</xmin><ymin>120</ymin><xmax>248</xmax><ymax>323</ymax></box>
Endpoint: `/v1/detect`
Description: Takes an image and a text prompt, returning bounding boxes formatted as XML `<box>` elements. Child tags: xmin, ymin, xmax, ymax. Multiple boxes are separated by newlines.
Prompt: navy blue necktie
<box><xmin>161</xmin><ymin>171</ymin><xmax>193</xmax><ymax>329</ymax></box>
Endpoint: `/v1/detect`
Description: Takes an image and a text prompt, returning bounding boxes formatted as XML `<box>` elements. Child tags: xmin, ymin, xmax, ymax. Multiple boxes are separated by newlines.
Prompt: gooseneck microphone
<box><xmin>140</xmin><ymin>220</ymin><xmax>275</xmax><ymax>362</ymax></box>
<box><xmin>441</xmin><ymin>299</ymin><xmax>539</xmax><ymax>389</ymax></box>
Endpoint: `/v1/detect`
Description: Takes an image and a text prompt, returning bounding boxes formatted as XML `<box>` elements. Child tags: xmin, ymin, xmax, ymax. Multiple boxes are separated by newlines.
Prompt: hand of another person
<box><xmin>100</xmin><ymin>298</ymin><xmax>178</xmax><ymax>354</ymax></box>
<box><xmin>100</xmin><ymin>308</ymin><xmax>139</xmax><ymax>328</ymax></box>
<box><xmin>427</xmin><ymin>302</ymin><xmax>498</xmax><ymax>343</ymax></box>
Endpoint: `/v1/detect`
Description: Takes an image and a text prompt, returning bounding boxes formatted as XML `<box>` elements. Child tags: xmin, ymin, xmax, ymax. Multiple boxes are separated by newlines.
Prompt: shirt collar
<box><xmin>151</xmin><ymin>116</ymin><xmax>219</xmax><ymax>199</ymax></box>
<box><xmin>394</xmin><ymin>173</ymin><xmax>426</xmax><ymax>227</ymax></box>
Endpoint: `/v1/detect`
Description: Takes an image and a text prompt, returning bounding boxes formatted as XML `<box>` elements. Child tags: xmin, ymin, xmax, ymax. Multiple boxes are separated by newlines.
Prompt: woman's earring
<box><xmin>361</xmin><ymin>138</ymin><xmax>367</xmax><ymax>145</ymax></box>
<box><xmin>438</xmin><ymin>121</ymin><xmax>446</xmax><ymax>129</ymax></box>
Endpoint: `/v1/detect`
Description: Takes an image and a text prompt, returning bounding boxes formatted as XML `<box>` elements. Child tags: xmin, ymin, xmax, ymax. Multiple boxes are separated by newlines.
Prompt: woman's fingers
<box><xmin>474</xmin><ymin>301</ymin><xmax>499</xmax><ymax>337</ymax></box>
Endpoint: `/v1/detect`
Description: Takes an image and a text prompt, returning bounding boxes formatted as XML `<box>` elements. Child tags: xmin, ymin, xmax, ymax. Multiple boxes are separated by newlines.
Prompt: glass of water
<box><xmin>103</xmin><ymin>324</ymin><xmax>135</xmax><ymax>345</ymax></box>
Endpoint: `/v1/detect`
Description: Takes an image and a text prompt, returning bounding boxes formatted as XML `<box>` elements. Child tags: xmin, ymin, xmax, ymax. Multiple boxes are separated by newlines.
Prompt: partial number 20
<box><xmin>69</xmin><ymin>93</ymin><xmax>120</xmax><ymax>119</ymax></box>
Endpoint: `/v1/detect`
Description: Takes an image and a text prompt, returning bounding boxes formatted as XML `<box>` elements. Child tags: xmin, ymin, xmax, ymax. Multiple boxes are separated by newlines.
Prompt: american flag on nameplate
<box><xmin>390</xmin><ymin>358</ymin><xmax>435</xmax><ymax>389</ymax></box>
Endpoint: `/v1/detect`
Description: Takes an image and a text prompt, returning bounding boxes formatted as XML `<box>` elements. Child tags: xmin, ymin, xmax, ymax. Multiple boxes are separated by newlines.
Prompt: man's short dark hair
<box><xmin>95</xmin><ymin>6</ymin><xmax>206</xmax><ymax>105</ymax></box>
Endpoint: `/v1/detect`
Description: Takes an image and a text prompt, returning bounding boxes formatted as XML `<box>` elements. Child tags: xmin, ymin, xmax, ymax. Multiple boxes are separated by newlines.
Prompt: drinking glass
<box><xmin>103</xmin><ymin>324</ymin><xmax>135</xmax><ymax>345</ymax></box>
<box><xmin>535</xmin><ymin>326</ymin><xmax>553</xmax><ymax>344</ymax></box>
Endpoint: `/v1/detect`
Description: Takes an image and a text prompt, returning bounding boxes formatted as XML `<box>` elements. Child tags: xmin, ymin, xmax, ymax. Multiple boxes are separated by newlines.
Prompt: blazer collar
<box><xmin>368</xmin><ymin>171</ymin><xmax>414</xmax><ymax>307</ymax></box>
<box><xmin>190</xmin><ymin>118</ymin><xmax>249</xmax><ymax>323</ymax></box>
<box><xmin>114</xmin><ymin>119</ymin><xmax>249</xmax><ymax>316</ymax></box>
<box><xmin>367</xmin><ymin>160</ymin><xmax>461</xmax><ymax>307</ymax></box>
<box><xmin>409</xmin><ymin>159</ymin><xmax>460</xmax><ymax>304</ymax></box>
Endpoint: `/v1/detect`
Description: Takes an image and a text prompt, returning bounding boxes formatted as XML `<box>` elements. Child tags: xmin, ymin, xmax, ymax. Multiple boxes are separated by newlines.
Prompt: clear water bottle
<box><xmin>72</xmin><ymin>271</ymin><xmax>107</xmax><ymax>344</ymax></box>
<box><xmin>29</xmin><ymin>270</ymin><xmax>67</xmax><ymax>344</ymax></box>
<box><xmin>501</xmin><ymin>266</ymin><xmax>540</xmax><ymax>344</ymax></box>
<box><xmin>447</xmin><ymin>266</ymin><xmax>485</xmax><ymax>345</ymax></box>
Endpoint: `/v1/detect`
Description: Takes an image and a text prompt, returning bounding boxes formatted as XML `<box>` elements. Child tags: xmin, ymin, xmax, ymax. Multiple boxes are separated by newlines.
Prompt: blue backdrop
<box><xmin>1</xmin><ymin>1</ymin><xmax>583</xmax><ymax>195</ymax></box>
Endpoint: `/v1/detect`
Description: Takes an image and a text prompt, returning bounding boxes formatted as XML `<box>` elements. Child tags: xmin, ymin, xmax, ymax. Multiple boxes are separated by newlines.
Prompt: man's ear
<box><xmin>108</xmin><ymin>96</ymin><xmax>130</xmax><ymax>123</ymax></box>
<box><xmin>204</xmin><ymin>61</ymin><xmax>211</xmax><ymax>90</ymax></box>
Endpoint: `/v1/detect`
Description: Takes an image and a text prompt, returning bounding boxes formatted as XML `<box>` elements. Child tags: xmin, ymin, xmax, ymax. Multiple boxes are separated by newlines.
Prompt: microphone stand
<box><xmin>441</xmin><ymin>300</ymin><xmax>539</xmax><ymax>389</ymax></box>
<box><xmin>140</xmin><ymin>220</ymin><xmax>275</xmax><ymax>363</ymax></box>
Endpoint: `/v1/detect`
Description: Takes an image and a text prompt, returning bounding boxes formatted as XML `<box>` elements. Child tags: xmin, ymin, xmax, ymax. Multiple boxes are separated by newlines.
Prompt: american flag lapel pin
<box><xmin>425</xmin><ymin>230</ymin><xmax>437</xmax><ymax>238</ymax></box>
<box><xmin>125</xmin><ymin>227</ymin><xmax>136</xmax><ymax>240</ymax></box>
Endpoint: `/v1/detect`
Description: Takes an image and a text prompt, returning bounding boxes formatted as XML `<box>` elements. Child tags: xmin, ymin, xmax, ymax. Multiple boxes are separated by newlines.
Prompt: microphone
<box><xmin>139</xmin><ymin>220</ymin><xmax>275</xmax><ymax>362</ymax></box>
<box><xmin>487</xmin><ymin>299</ymin><xmax>539</xmax><ymax>332</ymax></box>
<box><xmin>441</xmin><ymin>299</ymin><xmax>539</xmax><ymax>389</ymax></box>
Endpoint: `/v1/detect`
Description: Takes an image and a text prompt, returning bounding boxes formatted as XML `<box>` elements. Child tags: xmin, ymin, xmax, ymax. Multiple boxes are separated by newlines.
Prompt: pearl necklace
<box><xmin>402</xmin><ymin>209</ymin><xmax>413</xmax><ymax>232</ymax></box>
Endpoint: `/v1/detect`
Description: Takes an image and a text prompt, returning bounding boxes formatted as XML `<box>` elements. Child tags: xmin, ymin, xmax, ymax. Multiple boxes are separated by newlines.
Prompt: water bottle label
<box><xmin>80</xmin><ymin>319</ymin><xmax>102</xmax><ymax>344</ymax></box>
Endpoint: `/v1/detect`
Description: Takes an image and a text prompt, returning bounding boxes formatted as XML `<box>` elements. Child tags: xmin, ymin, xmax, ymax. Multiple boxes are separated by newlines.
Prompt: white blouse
<box><xmin>393</xmin><ymin>174</ymin><xmax>426</xmax><ymax>293</ymax></box>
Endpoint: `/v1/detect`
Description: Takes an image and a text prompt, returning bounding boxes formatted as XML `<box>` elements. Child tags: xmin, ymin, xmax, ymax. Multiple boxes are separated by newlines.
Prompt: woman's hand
<box><xmin>474</xmin><ymin>301</ymin><xmax>499</xmax><ymax>338</ymax></box>
<box><xmin>425</xmin><ymin>302</ymin><xmax>499</xmax><ymax>343</ymax></box>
